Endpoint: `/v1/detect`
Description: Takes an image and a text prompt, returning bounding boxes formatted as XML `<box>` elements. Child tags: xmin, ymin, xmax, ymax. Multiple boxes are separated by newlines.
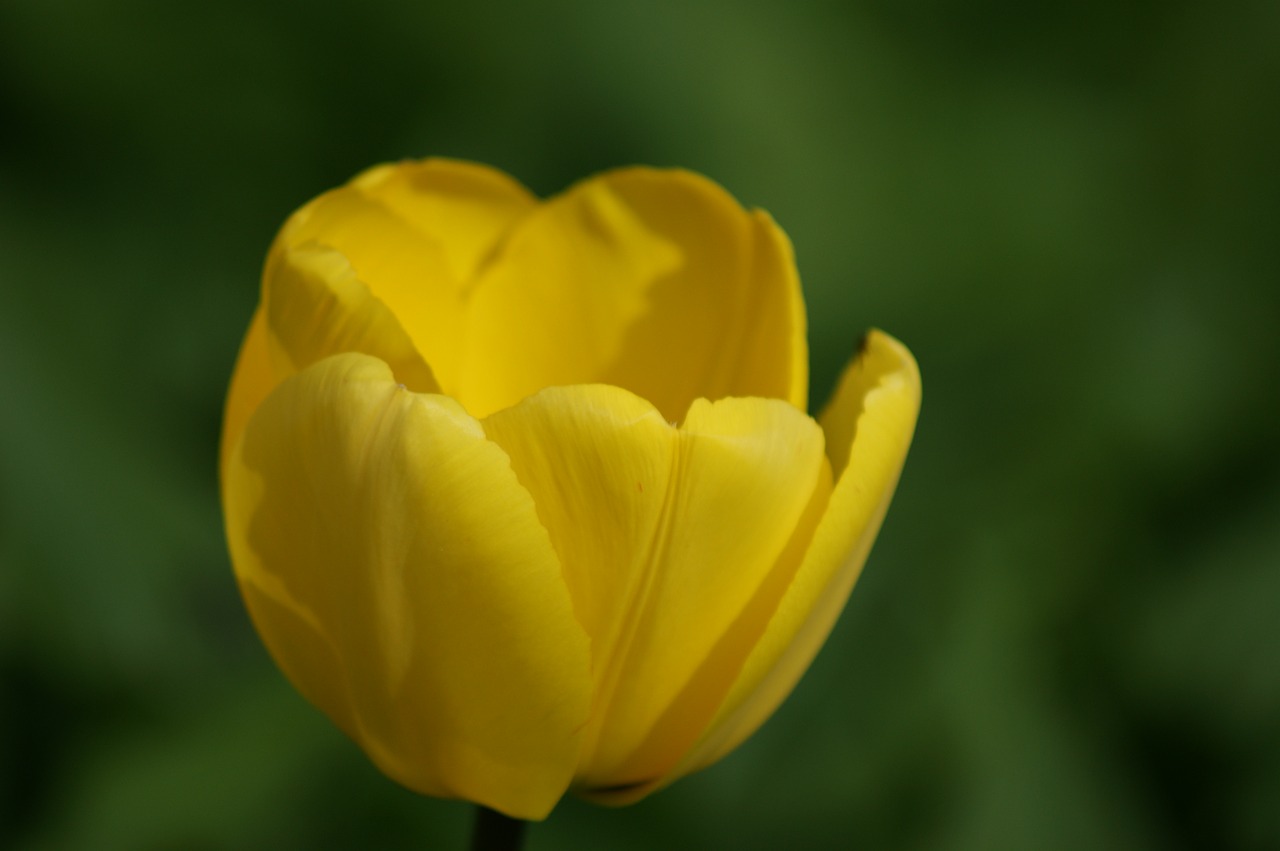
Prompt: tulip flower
<box><xmin>220</xmin><ymin>159</ymin><xmax>920</xmax><ymax>822</ymax></box>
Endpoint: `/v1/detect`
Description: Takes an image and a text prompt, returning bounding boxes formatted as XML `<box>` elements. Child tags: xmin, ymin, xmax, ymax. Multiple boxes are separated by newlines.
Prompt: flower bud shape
<box><xmin>220</xmin><ymin>159</ymin><xmax>920</xmax><ymax>820</ymax></box>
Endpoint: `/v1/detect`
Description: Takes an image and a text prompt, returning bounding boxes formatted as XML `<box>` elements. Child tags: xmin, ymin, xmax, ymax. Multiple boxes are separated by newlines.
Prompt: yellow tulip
<box><xmin>220</xmin><ymin>159</ymin><xmax>920</xmax><ymax>820</ymax></box>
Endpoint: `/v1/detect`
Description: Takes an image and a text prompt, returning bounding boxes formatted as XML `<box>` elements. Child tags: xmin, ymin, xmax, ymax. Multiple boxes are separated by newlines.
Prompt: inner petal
<box><xmin>273</xmin><ymin>160</ymin><xmax>536</xmax><ymax>399</ymax></box>
<box><xmin>593</xmin><ymin>170</ymin><xmax>809</xmax><ymax>418</ymax></box>
<box><xmin>265</xmin><ymin>162</ymin><xmax>808</xmax><ymax>421</ymax></box>
<box><xmin>350</xmin><ymin>159</ymin><xmax>538</xmax><ymax>284</ymax></box>
<box><xmin>460</xmin><ymin>168</ymin><xmax>809</xmax><ymax>419</ymax></box>
<box><xmin>458</xmin><ymin>179</ymin><xmax>683</xmax><ymax>418</ymax></box>
<box><xmin>263</xmin><ymin>243</ymin><xmax>439</xmax><ymax>394</ymax></box>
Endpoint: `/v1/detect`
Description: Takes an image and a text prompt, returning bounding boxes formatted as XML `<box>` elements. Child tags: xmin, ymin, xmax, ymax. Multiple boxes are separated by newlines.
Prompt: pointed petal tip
<box><xmin>858</xmin><ymin>328</ymin><xmax>921</xmax><ymax>396</ymax></box>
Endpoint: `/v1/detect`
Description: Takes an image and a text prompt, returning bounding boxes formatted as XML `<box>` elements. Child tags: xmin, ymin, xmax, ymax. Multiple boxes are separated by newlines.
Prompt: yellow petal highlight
<box><xmin>223</xmin><ymin>353</ymin><xmax>592</xmax><ymax>820</ymax></box>
<box><xmin>458</xmin><ymin>168</ymin><xmax>808</xmax><ymax>419</ymax></box>
<box><xmin>263</xmin><ymin>243</ymin><xmax>439</xmax><ymax>393</ymax></box>
<box><xmin>668</xmin><ymin>330</ymin><xmax>920</xmax><ymax>782</ymax></box>
<box><xmin>483</xmin><ymin>387</ymin><xmax>828</xmax><ymax>790</ymax></box>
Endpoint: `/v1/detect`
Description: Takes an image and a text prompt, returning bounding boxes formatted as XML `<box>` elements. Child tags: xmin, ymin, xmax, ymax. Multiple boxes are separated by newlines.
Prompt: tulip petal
<box><xmin>236</xmin><ymin>566</ymin><xmax>360</xmax><ymax>741</ymax></box>
<box><xmin>264</xmin><ymin>243</ymin><xmax>440</xmax><ymax>393</ymax></box>
<box><xmin>223</xmin><ymin>353</ymin><xmax>592</xmax><ymax>819</ymax></box>
<box><xmin>275</xmin><ymin>159</ymin><xmax>534</xmax><ymax>396</ymax></box>
<box><xmin>648</xmin><ymin>330</ymin><xmax>920</xmax><ymax>793</ymax></box>
<box><xmin>598</xmin><ymin>178</ymin><xmax>809</xmax><ymax>418</ymax></box>
<box><xmin>220</xmin><ymin>307</ymin><xmax>278</xmax><ymax>484</ymax></box>
<box><xmin>458</xmin><ymin>179</ymin><xmax>683</xmax><ymax>418</ymax></box>
<box><xmin>350</xmin><ymin>158</ymin><xmax>537</xmax><ymax>283</ymax></box>
<box><xmin>481</xmin><ymin>385</ymin><xmax>677</xmax><ymax>646</ymax></box>
<box><xmin>482</xmin><ymin>386</ymin><xmax>828</xmax><ymax>790</ymax></box>
<box><xmin>459</xmin><ymin>169</ymin><xmax>808</xmax><ymax>419</ymax></box>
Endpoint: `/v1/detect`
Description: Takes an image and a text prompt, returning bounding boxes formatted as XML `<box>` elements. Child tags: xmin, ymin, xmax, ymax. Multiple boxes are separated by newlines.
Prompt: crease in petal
<box><xmin>263</xmin><ymin>242</ymin><xmax>439</xmax><ymax>393</ymax></box>
<box><xmin>484</xmin><ymin>386</ymin><xmax>828</xmax><ymax>790</ymax></box>
<box><xmin>223</xmin><ymin>353</ymin><xmax>591</xmax><ymax>820</ymax></box>
<box><xmin>666</xmin><ymin>330</ymin><xmax>920</xmax><ymax>782</ymax></box>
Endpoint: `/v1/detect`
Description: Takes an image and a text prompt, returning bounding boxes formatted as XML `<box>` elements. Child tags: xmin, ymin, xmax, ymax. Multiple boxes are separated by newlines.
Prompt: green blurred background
<box><xmin>2</xmin><ymin>1</ymin><xmax>1278</xmax><ymax>848</ymax></box>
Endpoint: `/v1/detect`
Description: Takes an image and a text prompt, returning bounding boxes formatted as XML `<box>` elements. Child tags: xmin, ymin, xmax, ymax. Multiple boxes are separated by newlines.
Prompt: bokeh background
<box><xmin>2</xmin><ymin>1</ymin><xmax>1278</xmax><ymax>849</ymax></box>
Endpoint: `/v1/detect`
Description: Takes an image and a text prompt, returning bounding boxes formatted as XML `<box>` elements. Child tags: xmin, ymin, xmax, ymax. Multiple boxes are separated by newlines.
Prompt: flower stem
<box><xmin>469</xmin><ymin>806</ymin><xmax>526</xmax><ymax>851</ymax></box>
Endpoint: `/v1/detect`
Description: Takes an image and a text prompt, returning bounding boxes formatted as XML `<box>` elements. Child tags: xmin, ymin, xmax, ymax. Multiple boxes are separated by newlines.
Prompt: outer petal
<box><xmin>460</xmin><ymin>169</ymin><xmax>808</xmax><ymax>419</ymax></box>
<box><xmin>223</xmin><ymin>353</ymin><xmax>591</xmax><ymax>819</ymax></box>
<box><xmin>220</xmin><ymin>306</ymin><xmax>277</xmax><ymax>485</ymax></box>
<box><xmin>482</xmin><ymin>386</ymin><xmax>828</xmax><ymax>791</ymax></box>
<box><xmin>662</xmin><ymin>329</ymin><xmax>920</xmax><ymax>788</ymax></box>
<box><xmin>275</xmin><ymin>159</ymin><xmax>535</xmax><ymax>397</ymax></box>
<box><xmin>481</xmin><ymin>385</ymin><xmax>677</xmax><ymax>647</ymax></box>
